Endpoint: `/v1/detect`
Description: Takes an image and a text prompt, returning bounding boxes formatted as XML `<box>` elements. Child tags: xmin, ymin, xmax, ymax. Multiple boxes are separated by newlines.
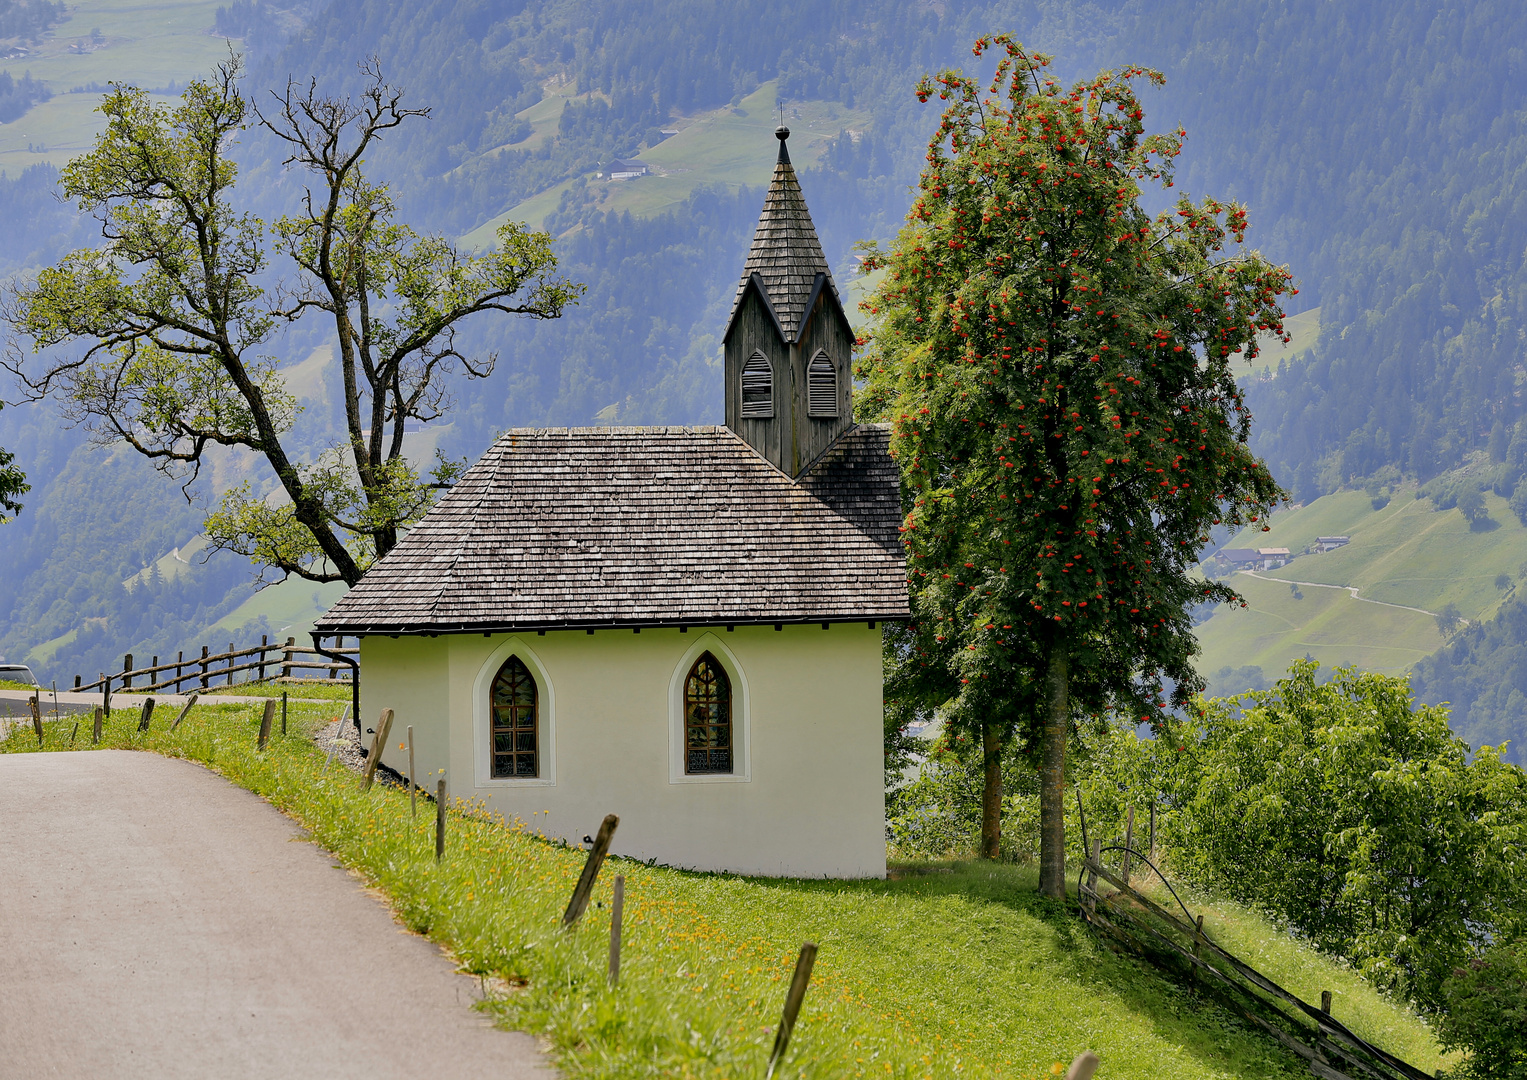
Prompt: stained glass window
<box><xmin>684</xmin><ymin>652</ymin><xmax>732</xmax><ymax>774</ymax></box>
<box><xmin>491</xmin><ymin>656</ymin><xmax>538</xmax><ymax>778</ymax></box>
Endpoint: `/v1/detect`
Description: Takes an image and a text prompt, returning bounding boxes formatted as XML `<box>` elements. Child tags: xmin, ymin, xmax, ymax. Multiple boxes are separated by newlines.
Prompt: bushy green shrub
<box><xmin>1438</xmin><ymin>939</ymin><xmax>1527</xmax><ymax>1079</ymax></box>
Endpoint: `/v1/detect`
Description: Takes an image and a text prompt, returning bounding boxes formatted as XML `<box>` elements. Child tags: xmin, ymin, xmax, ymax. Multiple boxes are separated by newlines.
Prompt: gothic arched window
<box><xmin>490</xmin><ymin>656</ymin><xmax>538</xmax><ymax>778</ymax></box>
<box><xmin>741</xmin><ymin>351</ymin><xmax>774</xmax><ymax>418</ymax></box>
<box><xmin>807</xmin><ymin>350</ymin><xmax>838</xmax><ymax>417</ymax></box>
<box><xmin>684</xmin><ymin>652</ymin><xmax>732</xmax><ymax>774</ymax></box>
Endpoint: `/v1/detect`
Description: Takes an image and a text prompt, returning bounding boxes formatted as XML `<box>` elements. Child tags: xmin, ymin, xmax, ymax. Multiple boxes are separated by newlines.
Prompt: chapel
<box><xmin>315</xmin><ymin>128</ymin><xmax>907</xmax><ymax>877</ymax></box>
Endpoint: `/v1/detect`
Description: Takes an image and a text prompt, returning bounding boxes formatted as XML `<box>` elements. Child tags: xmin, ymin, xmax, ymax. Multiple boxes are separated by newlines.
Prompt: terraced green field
<box><xmin>1196</xmin><ymin>487</ymin><xmax>1527</xmax><ymax>683</ymax></box>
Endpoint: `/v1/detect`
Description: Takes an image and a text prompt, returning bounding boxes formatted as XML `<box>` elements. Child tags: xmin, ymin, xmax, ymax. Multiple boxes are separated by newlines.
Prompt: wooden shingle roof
<box><xmin>316</xmin><ymin>424</ymin><xmax>907</xmax><ymax>634</ymax></box>
<box><xmin>727</xmin><ymin>132</ymin><xmax>842</xmax><ymax>342</ymax></box>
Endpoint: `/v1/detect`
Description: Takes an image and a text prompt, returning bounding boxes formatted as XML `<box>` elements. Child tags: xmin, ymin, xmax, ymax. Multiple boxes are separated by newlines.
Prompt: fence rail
<box><xmin>70</xmin><ymin>636</ymin><xmax>359</xmax><ymax>697</ymax></box>
<box><xmin>1078</xmin><ymin>848</ymin><xmax>1432</xmax><ymax>1080</ymax></box>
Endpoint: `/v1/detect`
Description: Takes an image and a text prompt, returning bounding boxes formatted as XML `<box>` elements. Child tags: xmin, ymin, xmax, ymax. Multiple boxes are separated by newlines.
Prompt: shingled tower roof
<box><xmin>727</xmin><ymin>128</ymin><xmax>840</xmax><ymax>343</ymax></box>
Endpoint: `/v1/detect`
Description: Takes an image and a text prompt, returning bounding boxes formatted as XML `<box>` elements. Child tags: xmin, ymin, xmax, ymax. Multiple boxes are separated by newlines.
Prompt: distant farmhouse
<box><xmin>1215</xmin><ymin>547</ymin><xmax>1291</xmax><ymax>571</ymax></box>
<box><xmin>603</xmin><ymin>159</ymin><xmax>649</xmax><ymax>179</ymax></box>
<box><xmin>317</xmin><ymin>127</ymin><xmax>905</xmax><ymax>878</ymax></box>
<box><xmin>1315</xmin><ymin>535</ymin><xmax>1350</xmax><ymax>552</ymax></box>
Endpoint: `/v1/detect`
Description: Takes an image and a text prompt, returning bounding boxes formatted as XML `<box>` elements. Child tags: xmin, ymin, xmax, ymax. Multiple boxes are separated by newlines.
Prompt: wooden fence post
<box><xmin>407</xmin><ymin>725</ymin><xmax>416</xmax><ymax>818</ymax></box>
<box><xmin>257</xmin><ymin>698</ymin><xmax>276</xmax><ymax>750</ymax></box>
<box><xmin>199</xmin><ymin>646</ymin><xmax>209</xmax><ymax>689</ymax></box>
<box><xmin>137</xmin><ymin>697</ymin><xmax>155</xmax><ymax>733</ymax></box>
<box><xmin>123</xmin><ymin>654</ymin><xmax>133</xmax><ymax>690</ymax></box>
<box><xmin>1085</xmin><ymin>838</ymin><xmax>1100</xmax><ymax>917</ymax></box>
<box><xmin>764</xmin><ymin>943</ymin><xmax>818</xmax><ymax>1080</ymax></box>
<box><xmin>73</xmin><ymin>675</ymin><xmax>81</xmax><ymax>691</ymax></box>
<box><xmin>29</xmin><ymin>694</ymin><xmax>42</xmax><ymax>746</ymax></box>
<box><xmin>1321</xmin><ymin>990</ymin><xmax>1332</xmax><ymax>1014</ymax></box>
<box><xmin>435</xmin><ymin>776</ymin><xmax>447</xmax><ymax>861</ymax></box>
<box><xmin>258</xmin><ymin>635</ymin><xmax>268</xmax><ymax>682</ymax></box>
<box><xmin>92</xmin><ymin>706</ymin><xmax>103</xmax><ymax>744</ymax></box>
<box><xmin>1122</xmin><ymin>805</ymin><xmax>1135</xmax><ymax>885</ymax></box>
<box><xmin>226</xmin><ymin>642</ymin><xmax>234</xmax><ymax>687</ymax></box>
<box><xmin>563</xmin><ymin>814</ymin><xmax>620</xmax><ymax>927</ymax></box>
<box><xmin>281</xmin><ymin>637</ymin><xmax>294</xmax><ymax>680</ymax></box>
<box><xmin>281</xmin><ymin>690</ymin><xmax>287</xmax><ymax>737</ymax></box>
<box><xmin>170</xmin><ymin>693</ymin><xmax>199</xmax><ymax>731</ymax></box>
<box><xmin>608</xmin><ymin>874</ymin><xmax>625</xmax><ymax>988</ymax></box>
<box><xmin>1065</xmin><ymin>1050</ymin><xmax>1100</xmax><ymax>1080</ymax></box>
<box><xmin>361</xmin><ymin>708</ymin><xmax>395</xmax><ymax>789</ymax></box>
<box><xmin>175</xmin><ymin>651</ymin><xmax>183</xmax><ymax>693</ymax></box>
<box><xmin>102</xmin><ymin>672</ymin><xmax>110</xmax><ymax>717</ymax></box>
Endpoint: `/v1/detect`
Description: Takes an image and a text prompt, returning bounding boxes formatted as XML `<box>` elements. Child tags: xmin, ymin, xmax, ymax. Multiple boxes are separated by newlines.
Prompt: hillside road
<box><xmin>0</xmin><ymin>750</ymin><xmax>554</xmax><ymax>1079</ymax></box>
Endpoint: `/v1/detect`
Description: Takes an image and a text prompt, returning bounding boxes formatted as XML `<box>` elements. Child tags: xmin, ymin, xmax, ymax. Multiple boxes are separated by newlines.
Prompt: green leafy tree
<box><xmin>4</xmin><ymin>57</ymin><xmax>581</xmax><ymax>585</ymax></box>
<box><xmin>1438</xmin><ymin>939</ymin><xmax>1527</xmax><ymax>1079</ymax></box>
<box><xmin>856</xmin><ymin>36</ymin><xmax>1291</xmax><ymax>895</ymax></box>
<box><xmin>0</xmin><ymin>407</ymin><xmax>26</xmax><ymax>523</ymax></box>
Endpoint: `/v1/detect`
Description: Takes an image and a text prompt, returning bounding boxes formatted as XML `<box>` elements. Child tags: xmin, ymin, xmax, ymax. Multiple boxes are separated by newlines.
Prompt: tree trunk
<box><xmin>980</xmin><ymin>720</ymin><xmax>1002</xmax><ymax>860</ymax></box>
<box><xmin>1039</xmin><ymin>647</ymin><xmax>1069</xmax><ymax>898</ymax></box>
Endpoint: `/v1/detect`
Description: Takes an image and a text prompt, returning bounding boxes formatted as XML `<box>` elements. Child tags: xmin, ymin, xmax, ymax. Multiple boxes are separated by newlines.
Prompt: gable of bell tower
<box><xmin>722</xmin><ymin>126</ymin><xmax>855</xmax><ymax>478</ymax></box>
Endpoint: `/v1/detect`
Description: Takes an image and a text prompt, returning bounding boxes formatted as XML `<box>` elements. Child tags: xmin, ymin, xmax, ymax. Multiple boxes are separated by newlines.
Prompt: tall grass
<box><xmin>4</xmin><ymin>705</ymin><xmax>1366</xmax><ymax>1078</ymax></box>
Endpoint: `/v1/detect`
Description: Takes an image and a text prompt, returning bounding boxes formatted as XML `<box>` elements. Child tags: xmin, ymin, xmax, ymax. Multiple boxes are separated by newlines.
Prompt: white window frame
<box><xmin>668</xmin><ymin>632</ymin><xmax>751</xmax><ymax>784</ymax></box>
<box><xmin>473</xmin><ymin>637</ymin><xmax>556</xmax><ymax>788</ymax></box>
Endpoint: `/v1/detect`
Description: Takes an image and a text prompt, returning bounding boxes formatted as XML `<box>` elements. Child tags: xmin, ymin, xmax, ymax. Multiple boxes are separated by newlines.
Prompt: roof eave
<box><xmin>314</xmin><ymin>610</ymin><xmax>909</xmax><ymax>637</ymax></box>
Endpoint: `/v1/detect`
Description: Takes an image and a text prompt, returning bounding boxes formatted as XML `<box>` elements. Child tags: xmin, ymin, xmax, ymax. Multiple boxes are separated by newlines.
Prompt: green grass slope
<box><xmin>3</xmin><ymin>707</ymin><xmax>1450</xmax><ymax>1078</ymax></box>
<box><xmin>1196</xmin><ymin>486</ymin><xmax>1527</xmax><ymax>683</ymax></box>
<box><xmin>0</xmin><ymin>0</ymin><xmax>236</xmax><ymax>170</ymax></box>
<box><xmin>462</xmin><ymin>81</ymin><xmax>869</xmax><ymax>246</ymax></box>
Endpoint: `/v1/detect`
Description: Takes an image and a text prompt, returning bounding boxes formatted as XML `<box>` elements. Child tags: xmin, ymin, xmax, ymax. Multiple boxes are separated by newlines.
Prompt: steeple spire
<box><xmin>722</xmin><ymin>130</ymin><xmax>856</xmax><ymax>478</ymax></box>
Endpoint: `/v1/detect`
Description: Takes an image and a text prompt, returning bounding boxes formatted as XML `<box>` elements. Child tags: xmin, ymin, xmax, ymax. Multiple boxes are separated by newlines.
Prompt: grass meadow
<box><xmin>0</xmin><ymin>702</ymin><xmax>1449</xmax><ymax>1079</ymax></box>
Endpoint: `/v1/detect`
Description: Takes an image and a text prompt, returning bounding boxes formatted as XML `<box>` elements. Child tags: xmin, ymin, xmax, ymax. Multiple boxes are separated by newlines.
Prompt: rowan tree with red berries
<box><xmin>856</xmin><ymin>36</ymin><xmax>1292</xmax><ymax>897</ymax></box>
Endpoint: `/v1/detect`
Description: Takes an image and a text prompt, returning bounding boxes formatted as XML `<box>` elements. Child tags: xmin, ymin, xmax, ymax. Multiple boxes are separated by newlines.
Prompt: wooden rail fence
<box><xmin>1078</xmin><ymin>846</ymin><xmax>1433</xmax><ymax>1080</ymax></box>
<box><xmin>69</xmin><ymin>636</ymin><xmax>358</xmax><ymax>697</ymax></box>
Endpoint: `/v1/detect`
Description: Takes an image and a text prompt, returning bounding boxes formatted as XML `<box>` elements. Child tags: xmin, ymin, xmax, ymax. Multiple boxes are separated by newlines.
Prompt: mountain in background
<box><xmin>3</xmin><ymin>0</ymin><xmax>1527</xmax><ymax>755</ymax></box>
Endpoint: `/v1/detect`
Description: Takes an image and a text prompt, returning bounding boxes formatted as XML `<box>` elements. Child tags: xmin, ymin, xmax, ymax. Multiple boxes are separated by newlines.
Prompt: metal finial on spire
<box><xmin>775</xmin><ymin>123</ymin><xmax>791</xmax><ymax>165</ymax></box>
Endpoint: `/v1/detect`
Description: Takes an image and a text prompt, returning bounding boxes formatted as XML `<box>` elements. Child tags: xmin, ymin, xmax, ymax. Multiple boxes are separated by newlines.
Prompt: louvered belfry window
<box><xmin>807</xmin><ymin>350</ymin><xmax>838</xmax><ymax>417</ymax></box>
<box><xmin>684</xmin><ymin>652</ymin><xmax>732</xmax><ymax>774</ymax></box>
<box><xmin>491</xmin><ymin>656</ymin><xmax>538</xmax><ymax>778</ymax></box>
<box><xmin>740</xmin><ymin>351</ymin><xmax>773</xmax><ymax>418</ymax></box>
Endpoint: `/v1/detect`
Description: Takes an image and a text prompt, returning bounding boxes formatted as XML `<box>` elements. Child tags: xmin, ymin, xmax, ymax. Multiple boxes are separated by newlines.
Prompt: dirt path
<box><xmin>1237</xmin><ymin>570</ymin><xmax>1455</xmax><ymax>621</ymax></box>
<box><xmin>0</xmin><ymin>751</ymin><xmax>554</xmax><ymax>1079</ymax></box>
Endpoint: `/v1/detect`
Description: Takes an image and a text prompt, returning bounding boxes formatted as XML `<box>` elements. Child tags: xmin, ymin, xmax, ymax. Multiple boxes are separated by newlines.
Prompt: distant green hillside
<box><xmin>1195</xmin><ymin>487</ymin><xmax>1527</xmax><ymax>689</ymax></box>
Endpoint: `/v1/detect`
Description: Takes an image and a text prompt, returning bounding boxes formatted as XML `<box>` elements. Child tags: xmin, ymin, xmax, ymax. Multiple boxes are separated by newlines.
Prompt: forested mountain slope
<box><xmin>4</xmin><ymin>0</ymin><xmax>1527</xmax><ymax>725</ymax></box>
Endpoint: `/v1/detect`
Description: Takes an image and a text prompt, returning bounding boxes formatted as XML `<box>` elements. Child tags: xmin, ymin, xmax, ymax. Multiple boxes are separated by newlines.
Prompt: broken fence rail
<box><xmin>1078</xmin><ymin>849</ymin><xmax>1434</xmax><ymax>1080</ymax></box>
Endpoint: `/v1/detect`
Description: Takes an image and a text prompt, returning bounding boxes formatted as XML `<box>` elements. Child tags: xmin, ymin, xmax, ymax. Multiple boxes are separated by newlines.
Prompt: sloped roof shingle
<box><xmin>316</xmin><ymin>424</ymin><xmax>907</xmax><ymax>634</ymax></box>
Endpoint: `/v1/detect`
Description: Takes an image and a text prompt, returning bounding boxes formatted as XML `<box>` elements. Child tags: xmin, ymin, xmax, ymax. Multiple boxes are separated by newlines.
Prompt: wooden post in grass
<box><xmin>764</xmin><ymin>943</ymin><xmax>818</xmax><ymax>1080</ymax></box>
<box><xmin>137</xmin><ymin>697</ymin><xmax>155</xmax><ymax>733</ymax></box>
<box><xmin>69</xmin><ymin>718</ymin><xmax>79</xmax><ymax>745</ymax></box>
<box><xmin>361</xmin><ymin>708</ymin><xmax>395</xmax><ymax>789</ymax></box>
<box><xmin>280</xmin><ymin>691</ymin><xmax>287</xmax><ymax>737</ymax></box>
<box><xmin>1085</xmin><ymin>839</ymin><xmax>1100</xmax><ymax>917</ymax></box>
<box><xmin>1321</xmin><ymin>990</ymin><xmax>1332</xmax><ymax>1014</ymax></box>
<box><xmin>1065</xmin><ymin>1050</ymin><xmax>1100</xmax><ymax>1080</ymax></box>
<box><xmin>281</xmin><ymin>638</ymin><xmax>294</xmax><ymax>680</ymax></box>
<box><xmin>123</xmin><ymin>654</ymin><xmax>133</xmax><ymax>690</ymax></box>
<box><xmin>102</xmin><ymin>673</ymin><xmax>110</xmax><ymax>717</ymax></box>
<box><xmin>608</xmin><ymin>874</ymin><xmax>625</xmax><ymax>988</ymax></box>
<box><xmin>29</xmin><ymin>695</ymin><xmax>42</xmax><ymax>746</ymax></box>
<box><xmin>170</xmin><ymin>693</ymin><xmax>199</xmax><ymax>731</ymax></box>
<box><xmin>435</xmin><ymin>777</ymin><xmax>447</xmax><ymax>862</ymax></box>
<box><xmin>257</xmin><ymin>698</ymin><xmax>276</xmax><ymax>750</ymax></box>
<box><xmin>199</xmin><ymin>646</ymin><xmax>209</xmax><ymax>690</ymax></box>
<box><xmin>1122</xmin><ymin>805</ymin><xmax>1135</xmax><ymax>884</ymax></box>
<box><xmin>258</xmin><ymin>635</ymin><xmax>268</xmax><ymax>682</ymax></box>
<box><xmin>1191</xmin><ymin>914</ymin><xmax>1205</xmax><ymax>977</ymax></box>
<box><xmin>92</xmin><ymin>706</ymin><xmax>103</xmax><ymax>744</ymax></box>
<box><xmin>175</xmin><ymin>651</ymin><xmax>183</xmax><ymax>693</ymax></box>
<box><xmin>226</xmin><ymin>643</ymin><xmax>234</xmax><ymax>687</ymax></box>
<box><xmin>407</xmin><ymin>725</ymin><xmax>416</xmax><ymax>819</ymax></box>
<box><xmin>562</xmin><ymin>814</ymin><xmax>620</xmax><ymax>928</ymax></box>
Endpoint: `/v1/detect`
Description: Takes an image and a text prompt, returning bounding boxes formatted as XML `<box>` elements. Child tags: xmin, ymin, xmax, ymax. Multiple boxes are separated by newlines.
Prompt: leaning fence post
<box><xmin>92</xmin><ymin>706</ymin><xmax>103</xmax><ymax>744</ymax></box>
<box><xmin>1085</xmin><ymin>838</ymin><xmax>1101</xmax><ymax>917</ymax></box>
<box><xmin>608</xmin><ymin>873</ymin><xmax>625</xmax><ymax>988</ymax></box>
<box><xmin>137</xmin><ymin>697</ymin><xmax>155</xmax><ymax>733</ymax></box>
<box><xmin>361</xmin><ymin>708</ymin><xmax>395</xmax><ymax>789</ymax></box>
<box><xmin>1065</xmin><ymin>1050</ymin><xmax>1100</xmax><ymax>1080</ymax></box>
<box><xmin>563</xmin><ymin>814</ymin><xmax>620</xmax><ymax>927</ymax></box>
<box><xmin>765</xmin><ymin>943</ymin><xmax>818</xmax><ymax>1080</ymax></box>
<box><xmin>170</xmin><ymin>693</ymin><xmax>199</xmax><ymax>731</ymax></box>
<box><xmin>257</xmin><ymin>698</ymin><xmax>276</xmax><ymax>750</ymax></box>
<box><xmin>281</xmin><ymin>691</ymin><xmax>288</xmax><ymax>737</ymax></box>
<box><xmin>435</xmin><ymin>776</ymin><xmax>447</xmax><ymax>861</ymax></box>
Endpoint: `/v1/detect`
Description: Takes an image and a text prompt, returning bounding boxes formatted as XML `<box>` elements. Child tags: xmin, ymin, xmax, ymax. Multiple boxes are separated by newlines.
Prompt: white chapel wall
<box><xmin>361</xmin><ymin>624</ymin><xmax>886</xmax><ymax>879</ymax></box>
